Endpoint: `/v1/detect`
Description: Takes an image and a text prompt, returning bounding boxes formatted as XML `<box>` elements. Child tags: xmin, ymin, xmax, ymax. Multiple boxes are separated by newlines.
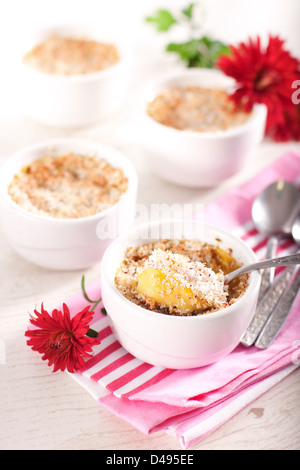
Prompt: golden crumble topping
<box><xmin>23</xmin><ymin>35</ymin><xmax>120</xmax><ymax>75</ymax></box>
<box><xmin>147</xmin><ymin>86</ymin><xmax>250</xmax><ymax>132</ymax></box>
<box><xmin>8</xmin><ymin>152</ymin><xmax>128</xmax><ymax>219</ymax></box>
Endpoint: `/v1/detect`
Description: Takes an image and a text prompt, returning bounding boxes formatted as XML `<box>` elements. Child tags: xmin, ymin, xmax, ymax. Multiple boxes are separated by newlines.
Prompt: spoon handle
<box><xmin>240</xmin><ymin>265</ymin><xmax>295</xmax><ymax>347</ymax></box>
<box><xmin>255</xmin><ymin>266</ymin><xmax>300</xmax><ymax>349</ymax></box>
<box><xmin>225</xmin><ymin>252</ymin><xmax>300</xmax><ymax>284</ymax></box>
<box><xmin>257</xmin><ymin>236</ymin><xmax>278</xmax><ymax>302</ymax></box>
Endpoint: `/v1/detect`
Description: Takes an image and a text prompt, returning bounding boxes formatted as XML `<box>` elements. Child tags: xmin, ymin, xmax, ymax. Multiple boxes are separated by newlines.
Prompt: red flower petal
<box><xmin>217</xmin><ymin>34</ymin><xmax>300</xmax><ymax>141</ymax></box>
<box><xmin>25</xmin><ymin>303</ymin><xmax>100</xmax><ymax>373</ymax></box>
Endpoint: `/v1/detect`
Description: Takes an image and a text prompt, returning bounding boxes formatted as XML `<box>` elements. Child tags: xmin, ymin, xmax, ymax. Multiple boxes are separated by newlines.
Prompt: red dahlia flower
<box><xmin>217</xmin><ymin>35</ymin><xmax>300</xmax><ymax>141</ymax></box>
<box><xmin>25</xmin><ymin>303</ymin><xmax>100</xmax><ymax>373</ymax></box>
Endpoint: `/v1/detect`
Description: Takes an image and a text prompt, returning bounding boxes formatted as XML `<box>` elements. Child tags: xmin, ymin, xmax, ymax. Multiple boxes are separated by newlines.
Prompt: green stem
<box><xmin>81</xmin><ymin>275</ymin><xmax>94</xmax><ymax>303</ymax></box>
<box><xmin>81</xmin><ymin>274</ymin><xmax>106</xmax><ymax>316</ymax></box>
<box><xmin>91</xmin><ymin>298</ymin><xmax>102</xmax><ymax>311</ymax></box>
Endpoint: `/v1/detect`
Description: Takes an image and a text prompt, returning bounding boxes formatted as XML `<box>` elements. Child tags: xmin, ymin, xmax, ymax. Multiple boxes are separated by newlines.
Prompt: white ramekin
<box><xmin>100</xmin><ymin>219</ymin><xmax>261</xmax><ymax>369</ymax></box>
<box><xmin>0</xmin><ymin>138</ymin><xmax>138</xmax><ymax>270</ymax></box>
<box><xmin>137</xmin><ymin>68</ymin><xmax>267</xmax><ymax>188</ymax></box>
<box><xmin>18</xmin><ymin>25</ymin><xmax>132</xmax><ymax>127</ymax></box>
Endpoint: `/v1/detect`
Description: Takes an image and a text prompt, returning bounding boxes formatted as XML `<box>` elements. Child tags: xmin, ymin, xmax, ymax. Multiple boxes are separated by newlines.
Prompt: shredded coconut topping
<box><xmin>138</xmin><ymin>248</ymin><xmax>228</xmax><ymax>307</ymax></box>
<box><xmin>115</xmin><ymin>239</ymin><xmax>248</xmax><ymax>316</ymax></box>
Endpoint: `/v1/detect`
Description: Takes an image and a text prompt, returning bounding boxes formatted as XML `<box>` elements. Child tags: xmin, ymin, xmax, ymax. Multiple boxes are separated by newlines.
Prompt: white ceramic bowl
<box><xmin>18</xmin><ymin>25</ymin><xmax>132</xmax><ymax>127</ymax></box>
<box><xmin>0</xmin><ymin>138</ymin><xmax>138</xmax><ymax>270</ymax></box>
<box><xmin>137</xmin><ymin>68</ymin><xmax>267</xmax><ymax>188</ymax></box>
<box><xmin>100</xmin><ymin>219</ymin><xmax>261</xmax><ymax>369</ymax></box>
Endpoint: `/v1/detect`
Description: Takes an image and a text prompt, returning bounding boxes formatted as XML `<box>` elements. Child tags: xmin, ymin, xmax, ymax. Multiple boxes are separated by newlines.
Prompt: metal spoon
<box><xmin>241</xmin><ymin>188</ymin><xmax>300</xmax><ymax>347</ymax></box>
<box><xmin>224</xmin><ymin>252</ymin><xmax>300</xmax><ymax>284</ymax></box>
<box><xmin>292</xmin><ymin>211</ymin><xmax>300</xmax><ymax>244</ymax></box>
<box><xmin>251</xmin><ymin>180</ymin><xmax>300</xmax><ymax>300</ymax></box>
<box><xmin>254</xmin><ymin>215</ymin><xmax>300</xmax><ymax>348</ymax></box>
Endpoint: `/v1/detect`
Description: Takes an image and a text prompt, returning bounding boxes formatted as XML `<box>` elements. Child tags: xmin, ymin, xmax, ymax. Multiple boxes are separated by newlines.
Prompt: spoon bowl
<box><xmin>252</xmin><ymin>180</ymin><xmax>300</xmax><ymax>237</ymax></box>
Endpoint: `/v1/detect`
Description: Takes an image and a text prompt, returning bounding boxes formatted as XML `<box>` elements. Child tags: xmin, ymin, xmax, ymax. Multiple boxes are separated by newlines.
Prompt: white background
<box><xmin>0</xmin><ymin>0</ymin><xmax>299</xmax><ymax>113</ymax></box>
<box><xmin>0</xmin><ymin>0</ymin><xmax>299</xmax><ymax>51</ymax></box>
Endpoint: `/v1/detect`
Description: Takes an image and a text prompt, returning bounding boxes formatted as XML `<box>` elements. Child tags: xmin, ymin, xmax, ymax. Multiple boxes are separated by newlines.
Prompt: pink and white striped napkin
<box><xmin>59</xmin><ymin>151</ymin><xmax>300</xmax><ymax>449</ymax></box>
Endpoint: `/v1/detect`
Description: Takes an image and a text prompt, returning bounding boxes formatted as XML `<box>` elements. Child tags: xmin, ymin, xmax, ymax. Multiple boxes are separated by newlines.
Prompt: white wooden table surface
<box><xmin>0</xmin><ymin>24</ymin><xmax>300</xmax><ymax>450</ymax></box>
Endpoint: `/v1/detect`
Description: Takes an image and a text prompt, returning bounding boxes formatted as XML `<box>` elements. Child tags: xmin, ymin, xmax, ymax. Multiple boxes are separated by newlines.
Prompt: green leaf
<box><xmin>166</xmin><ymin>36</ymin><xmax>230</xmax><ymax>68</ymax></box>
<box><xmin>86</xmin><ymin>328</ymin><xmax>99</xmax><ymax>338</ymax></box>
<box><xmin>181</xmin><ymin>3</ymin><xmax>195</xmax><ymax>19</ymax></box>
<box><xmin>146</xmin><ymin>9</ymin><xmax>177</xmax><ymax>32</ymax></box>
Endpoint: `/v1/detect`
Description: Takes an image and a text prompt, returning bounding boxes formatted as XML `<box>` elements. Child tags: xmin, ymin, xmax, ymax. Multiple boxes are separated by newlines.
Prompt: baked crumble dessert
<box><xmin>8</xmin><ymin>152</ymin><xmax>128</xmax><ymax>219</ymax></box>
<box><xmin>115</xmin><ymin>239</ymin><xmax>248</xmax><ymax>316</ymax></box>
<box><xmin>147</xmin><ymin>86</ymin><xmax>250</xmax><ymax>132</ymax></box>
<box><xmin>23</xmin><ymin>35</ymin><xmax>120</xmax><ymax>75</ymax></box>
